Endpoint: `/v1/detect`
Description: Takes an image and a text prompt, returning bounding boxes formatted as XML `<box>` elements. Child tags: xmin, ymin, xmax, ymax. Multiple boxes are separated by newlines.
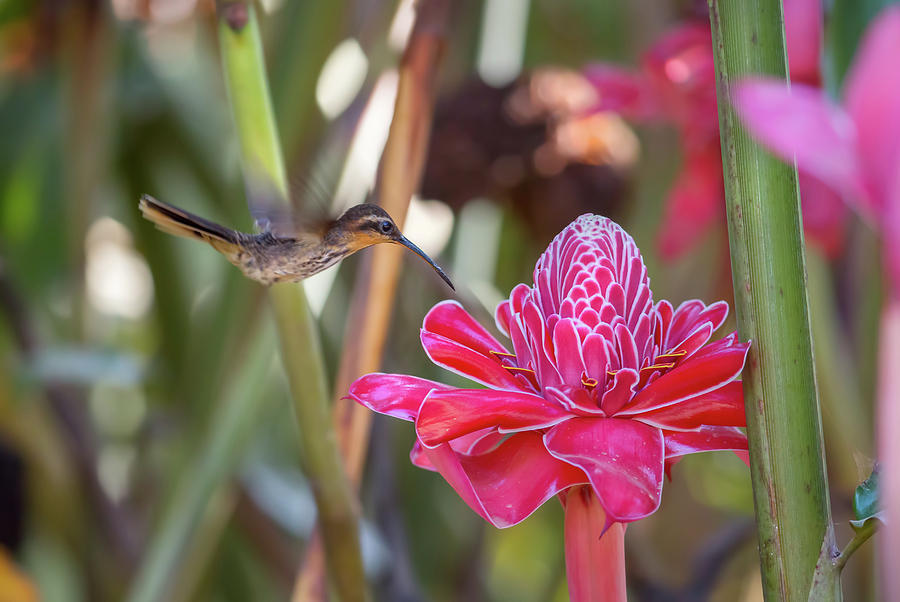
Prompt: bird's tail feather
<box><xmin>139</xmin><ymin>195</ymin><xmax>242</xmax><ymax>256</ymax></box>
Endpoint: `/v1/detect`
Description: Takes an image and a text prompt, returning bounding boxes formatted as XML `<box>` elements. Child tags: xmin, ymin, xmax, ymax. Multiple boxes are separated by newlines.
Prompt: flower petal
<box><xmin>423</xmin><ymin>432</ymin><xmax>588</xmax><ymax>528</ymax></box>
<box><xmin>583</xmin><ymin>65</ymin><xmax>659</xmax><ymax>119</ymax></box>
<box><xmin>416</xmin><ymin>388</ymin><xmax>572</xmax><ymax>447</ymax></box>
<box><xmin>733</xmin><ymin>79</ymin><xmax>866</xmax><ymax>203</ymax></box>
<box><xmin>348</xmin><ymin>373</ymin><xmax>453</xmax><ymax>421</ymax></box>
<box><xmin>619</xmin><ymin>337</ymin><xmax>749</xmax><ymax>415</ymax></box>
<box><xmin>784</xmin><ymin>0</ymin><xmax>822</xmax><ymax>85</ymax></box>
<box><xmin>667</xmin><ymin>299</ymin><xmax>729</xmax><ymax>351</ymax></box>
<box><xmin>656</xmin><ymin>149</ymin><xmax>725</xmax><ymax>260</ymax></box>
<box><xmin>600</xmin><ymin>368</ymin><xmax>639</xmax><ymax>415</ymax></box>
<box><xmin>421</xmin><ymin>331</ymin><xmax>528</xmax><ymax>391</ymax></box>
<box><xmin>424</xmin><ymin>300</ymin><xmax>511</xmax><ymax>357</ymax></box>
<box><xmin>494</xmin><ymin>300</ymin><xmax>512</xmax><ymax>338</ymax></box>
<box><xmin>544</xmin><ymin>418</ymin><xmax>665</xmax><ymax>522</ymax></box>
<box><xmin>844</xmin><ymin>6</ymin><xmax>900</xmax><ymax>211</ymax></box>
<box><xmin>663</xmin><ymin>426</ymin><xmax>748</xmax><ymax>460</ymax></box>
<box><xmin>632</xmin><ymin>381</ymin><xmax>746</xmax><ymax>430</ymax></box>
<box><xmin>564</xmin><ymin>487</ymin><xmax>627</xmax><ymax>602</ymax></box>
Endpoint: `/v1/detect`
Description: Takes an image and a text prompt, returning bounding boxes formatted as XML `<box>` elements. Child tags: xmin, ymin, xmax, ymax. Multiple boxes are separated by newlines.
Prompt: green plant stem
<box><xmin>835</xmin><ymin>521</ymin><xmax>878</xmax><ymax>573</ymax></box>
<box><xmin>707</xmin><ymin>1</ymin><xmax>836</xmax><ymax>600</ymax></box>
<box><xmin>216</xmin><ymin>3</ymin><xmax>367</xmax><ymax>601</ymax></box>
<box><xmin>126</xmin><ymin>326</ymin><xmax>275</xmax><ymax>602</ymax></box>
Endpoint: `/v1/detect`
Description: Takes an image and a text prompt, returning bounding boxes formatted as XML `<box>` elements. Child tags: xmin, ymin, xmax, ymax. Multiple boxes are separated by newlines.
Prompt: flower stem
<box><xmin>563</xmin><ymin>487</ymin><xmax>626</xmax><ymax>602</ymax></box>
<box><xmin>217</xmin><ymin>3</ymin><xmax>367</xmax><ymax>600</ymax></box>
<box><xmin>707</xmin><ymin>1</ymin><xmax>837</xmax><ymax>600</ymax></box>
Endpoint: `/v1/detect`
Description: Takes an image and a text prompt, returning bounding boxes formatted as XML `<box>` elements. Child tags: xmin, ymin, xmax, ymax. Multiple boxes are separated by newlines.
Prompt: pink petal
<box><xmin>553</xmin><ymin>318</ymin><xmax>588</xmax><ymax>384</ymax></box>
<box><xmin>423</xmin><ymin>432</ymin><xmax>588</xmax><ymax>528</ymax></box>
<box><xmin>799</xmin><ymin>172</ymin><xmax>848</xmax><ymax>257</ymax></box>
<box><xmin>348</xmin><ymin>373</ymin><xmax>453</xmax><ymax>421</ymax></box>
<box><xmin>583</xmin><ymin>65</ymin><xmax>659</xmax><ymax>119</ymax></box>
<box><xmin>545</xmin><ymin>385</ymin><xmax>605</xmax><ymax>416</ymax></box>
<box><xmin>564</xmin><ymin>487</ymin><xmax>627</xmax><ymax>602</ymax></box>
<box><xmin>668</xmin><ymin>299</ymin><xmax>729</xmax><ymax>350</ymax></box>
<box><xmin>411</xmin><ymin>428</ymin><xmax>508</xmax><ymax>471</ymax></box>
<box><xmin>664</xmin><ymin>426</ymin><xmax>748</xmax><ymax>459</ymax></box>
<box><xmin>656</xmin><ymin>148</ymin><xmax>725</xmax><ymax>260</ymax></box>
<box><xmin>415</xmin><ymin>388</ymin><xmax>572</xmax><ymax>447</ymax></box>
<box><xmin>733</xmin><ymin>79</ymin><xmax>866</xmax><ymax>203</ymax></box>
<box><xmin>544</xmin><ymin>418</ymin><xmax>665</xmax><ymax>522</ymax></box>
<box><xmin>421</xmin><ymin>330</ymin><xmax>527</xmax><ymax>391</ymax></box>
<box><xmin>600</xmin><ymin>368</ymin><xmax>639</xmax><ymax>415</ymax></box>
<box><xmin>410</xmin><ymin>440</ymin><xmax>436</xmax><ymax>471</ymax></box>
<box><xmin>784</xmin><ymin>0</ymin><xmax>823</xmax><ymax>85</ymax></box>
<box><xmin>423</xmin><ymin>300</ymin><xmax>511</xmax><ymax>357</ymax></box>
<box><xmin>844</xmin><ymin>6</ymin><xmax>900</xmax><ymax>212</ymax></box>
<box><xmin>494</xmin><ymin>300</ymin><xmax>512</xmax><ymax>338</ymax></box>
<box><xmin>618</xmin><ymin>337</ymin><xmax>749</xmax><ymax>415</ymax></box>
<box><xmin>632</xmin><ymin>381</ymin><xmax>746</xmax><ymax>430</ymax></box>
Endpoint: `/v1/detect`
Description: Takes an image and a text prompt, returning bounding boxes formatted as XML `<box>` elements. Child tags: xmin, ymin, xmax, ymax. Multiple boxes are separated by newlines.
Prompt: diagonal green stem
<box><xmin>126</xmin><ymin>326</ymin><xmax>276</xmax><ymax>602</ymax></box>
<box><xmin>216</xmin><ymin>3</ymin><xmax>367</xmax><ymax>600</ymax></box>
<box><xmin>707</xmin><ymin>1</ymin><xmax>837</xmax><ymax>600</ymax></box>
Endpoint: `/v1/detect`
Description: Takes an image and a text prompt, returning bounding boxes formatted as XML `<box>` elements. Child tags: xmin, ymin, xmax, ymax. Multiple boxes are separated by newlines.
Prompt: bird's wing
<box><xmin>245</xmin><ymin>146</ymin><xmax>345</xmax><ymax>239</ymax></box>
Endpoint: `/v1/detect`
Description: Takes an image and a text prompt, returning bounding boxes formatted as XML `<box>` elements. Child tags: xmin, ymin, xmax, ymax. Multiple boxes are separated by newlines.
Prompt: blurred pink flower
<box><xmin>735</xmin><ymin>6</ymin><xmax>900</xmax><ymax>297</ymax></box>
<box><xmin>349</xmin><ymin>215</ymin><xmax>749</xmax><ymax>599</ymax></box>
<box><xmin>584</xmin><ymin>1</ymin><xmax>846</xmax><ymax>261</ymax></box>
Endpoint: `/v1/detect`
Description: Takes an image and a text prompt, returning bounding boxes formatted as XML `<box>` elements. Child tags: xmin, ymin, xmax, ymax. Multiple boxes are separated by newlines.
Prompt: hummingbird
<box><xmin>138</xmin><ymin>195</ymin><xmax>454</xmax><ymax>289</ymax></box>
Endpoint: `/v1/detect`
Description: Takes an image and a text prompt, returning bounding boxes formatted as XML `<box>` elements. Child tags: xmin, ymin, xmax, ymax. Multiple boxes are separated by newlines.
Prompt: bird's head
<box><xmin>329</xmin><ymin>204</ymin><xmax>454</xmax><ymax>290</ymax></box>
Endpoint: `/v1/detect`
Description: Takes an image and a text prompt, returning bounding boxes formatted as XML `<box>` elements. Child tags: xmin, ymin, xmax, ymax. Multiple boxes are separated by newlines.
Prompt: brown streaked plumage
<box><xmin>138</xmin><ymin>195</ymin><xmax>454</xmax><ymax>289</ymax></box>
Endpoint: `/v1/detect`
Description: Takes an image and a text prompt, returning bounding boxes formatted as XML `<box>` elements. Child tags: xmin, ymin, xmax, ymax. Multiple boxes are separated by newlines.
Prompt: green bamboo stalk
<box><xmin>216</xmin><ymin>3</ymin><xmax>367</xmax><ymax>601</ymax></box>
<box><xmin>706</xmin><ymin>2</ymin><xmax>837</xmax><ymax>600</ymax></box>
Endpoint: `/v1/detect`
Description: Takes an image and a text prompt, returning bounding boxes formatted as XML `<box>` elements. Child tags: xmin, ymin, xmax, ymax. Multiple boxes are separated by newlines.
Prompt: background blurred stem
<box><xmin>293</xmin><ymin>2</ymin><xmax>451</xmax><ymax>599</ymax></box>
<box><xmin>826</xmin><ymin>0</ymin><xmax>899</xmax><ymax>91</ymax></box>
<box><xmin>125</xmin><ymin>324</ymin><xmax>275</xmax><ymax>602</ymax></box>
<box><xmin>707</xmin><ymin>1</ymin><xmax>837</xmax><ymax>600</ymax></box>
<box><xmin>61</xmin><ymin>0</ymin><xmax>113</xmax><ymax>341</ymax></box>
<box><xmin>807</xmin><ymin>251</ymin><xmax>869</xmax><ymax>488</ymax></box>
<box><xmin>216</xmin><ymin>2</ymin><xmax>367</xmax><ymax>600</ymax></box>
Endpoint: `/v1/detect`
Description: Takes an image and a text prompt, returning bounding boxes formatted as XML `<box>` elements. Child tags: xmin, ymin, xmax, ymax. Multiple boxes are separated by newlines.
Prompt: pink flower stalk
<box><xmin>584</xmin><ymin>1</ymin><xmax>846</xmax><ymax>261</ymax></box>
<box><xmin>349</xmin><ymin>215</ymin><xmax>750</xmax><ymax>600</ymax></box>
<box><xmin>735</xmin><ymin>8</ymin><xmax>900</xmax><ymax>598</ymax></box>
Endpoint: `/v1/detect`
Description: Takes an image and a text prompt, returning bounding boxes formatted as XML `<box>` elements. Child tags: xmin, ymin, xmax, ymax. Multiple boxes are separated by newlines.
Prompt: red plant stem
<box><xmin>564</xmin><ymin>486</ymin><xmax>627</xmax><ymax>602</ymax></box>
<box><xmin>877</xmin><ymin>298</ymin><xmax>900</xmax><ymax>600</ymax></box>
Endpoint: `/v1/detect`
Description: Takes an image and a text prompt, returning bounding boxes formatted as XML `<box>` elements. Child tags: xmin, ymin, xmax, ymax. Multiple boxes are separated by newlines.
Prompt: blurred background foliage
<box><xmin>0</xmin><ymin>0</ymin><xmax>883</xmax><ymax>600</ymax></box>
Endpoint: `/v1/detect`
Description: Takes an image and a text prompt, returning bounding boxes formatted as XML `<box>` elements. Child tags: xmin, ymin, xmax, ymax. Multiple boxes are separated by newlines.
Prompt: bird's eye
<box><xmin>378</xmin><ymin>220</ymin><xmax>393</xmax><ymax>234</ymax></box>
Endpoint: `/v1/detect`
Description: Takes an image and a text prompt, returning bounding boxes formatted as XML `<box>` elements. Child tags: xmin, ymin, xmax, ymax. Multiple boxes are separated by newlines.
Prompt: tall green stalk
<box><xmin>216</xmin><ymin>3</ymin><xmax>367</xmax><ymax>601</ymax></box>
<box><xmin>706</xmin><ymin>2</ymin><xmax>837</xmax><ymax>600</ymax></box>
<box><xmin>126</xmin><ymin>326</ymin><xmax>275</xmax><ymax>602</ymax></box>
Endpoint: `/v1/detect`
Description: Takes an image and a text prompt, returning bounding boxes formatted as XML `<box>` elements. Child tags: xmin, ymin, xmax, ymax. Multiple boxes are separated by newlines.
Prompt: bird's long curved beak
<box><xmin>396</xmin><ymin>236</ymin><xmax>455</xmax><ymax>291</ymax></box>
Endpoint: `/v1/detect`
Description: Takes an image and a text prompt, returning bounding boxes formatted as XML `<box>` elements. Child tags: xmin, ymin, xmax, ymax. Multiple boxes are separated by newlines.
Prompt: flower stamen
<box><xmin>581</xmin><ymin>373</ymin><xmax>598</xmax><ymax>390</ymax></box>
<box><xmin>503</xmin><ymin>366</ymin><xmax>536</xmax><ymax>375</ymax></box>
<box><xmin>490</xmin><ymin>350</ymin><xmax>518</xmax><ymax>360</ymax></box>
<box><xmin>655</xmin><ymin>349</ymin><xmax>687</xmax><ymax>362</ymax></box>
<box><xmin>640</xmin><ymin>362</ymin><xmax>676</xmax><ymax>374</ymax></box>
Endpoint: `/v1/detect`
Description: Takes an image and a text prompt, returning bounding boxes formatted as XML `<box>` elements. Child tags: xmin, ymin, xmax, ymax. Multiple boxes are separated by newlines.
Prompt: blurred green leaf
<box><xmin>851</xmin><ymin>464</ymin><xmax>885</xmax><ymax>530</ymax></box>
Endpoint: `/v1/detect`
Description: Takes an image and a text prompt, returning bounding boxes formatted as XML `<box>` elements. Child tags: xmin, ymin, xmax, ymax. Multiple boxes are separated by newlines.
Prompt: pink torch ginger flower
<box><xmin>349</xmin><ymin>215</ymin><xmax>750</xmax><ymax>599</ymax></box>
<box><xmin>584</xmin><ymin>0</ymin><xmax>847</xmax><ymax>261</ymax></box>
